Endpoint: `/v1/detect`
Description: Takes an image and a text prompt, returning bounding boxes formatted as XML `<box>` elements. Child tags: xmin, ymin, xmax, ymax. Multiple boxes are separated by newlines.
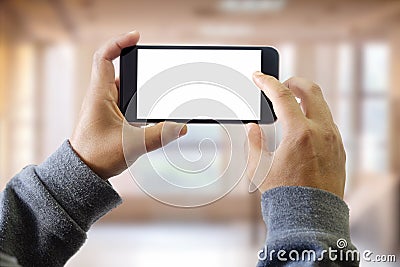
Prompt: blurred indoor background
<box><xmin>0</xmin><ymin>0</ymin><xmax>399</xmax><ymax>266</ymax></box>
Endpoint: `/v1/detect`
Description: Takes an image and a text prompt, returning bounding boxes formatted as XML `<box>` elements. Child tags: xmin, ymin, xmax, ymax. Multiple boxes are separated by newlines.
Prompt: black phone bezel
<box><xmin>119</xmin><ymin>45</ymin><xmax>278</xmax><ymax>124</ymax></box>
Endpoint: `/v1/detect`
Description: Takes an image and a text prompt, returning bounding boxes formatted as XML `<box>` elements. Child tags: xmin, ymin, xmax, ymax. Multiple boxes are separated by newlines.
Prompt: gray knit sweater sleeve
<box><xmin>257</xmin><ymin>186</ymin><xmax>359</xmax><ymax>266</ymax></box>
<box><xmin>0</xmin><ymin>141</ymin><xmax>122</xmax><ymax>266</ymax></box>
<box><xmin>0</xmin><ymin>141</ymin><xmax>358</xmax><ymax>266</ymax></box>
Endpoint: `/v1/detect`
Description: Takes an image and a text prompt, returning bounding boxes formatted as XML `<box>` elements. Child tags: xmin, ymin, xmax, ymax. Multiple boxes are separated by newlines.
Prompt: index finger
<box><xmin>253</xmin><ymin>72</ymin><xmax>304</xmax><ymax>131</ymax></box>
<box><xmin>90</xmin><ymin>31</ymin><xmax>140</xmax><ymax>96</ymax></box>
<box><xmin>96</xmin><ymin>30</ymin><xmax>140</xmax><ymax>62</ymax></box>
<box><xmin>283</xmin><ymin>77</ymin><xmax>333</xmax><ymax>123</ymax></box>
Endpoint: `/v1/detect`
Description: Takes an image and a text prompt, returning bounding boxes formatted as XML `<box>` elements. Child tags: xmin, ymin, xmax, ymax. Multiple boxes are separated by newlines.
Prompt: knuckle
<box><xmin>322</xmin><ymin>130</ymin><xmax>337</xmax><ymax>143</ymax></box>
<box><xmin>276</xmin><ymin>87</ymin><xmax>293</xmax><ymax>100</ymax></box>
<box><xmin>288</xmin><ymin>77</ymin><xmax>305</xmax><ymax>89</ymax></box>
<box><xmin>296</xmin><ymin>126</ymin><xmax>314</xmax><ymax>146</ymax></box>
<box><xmin>310</xmin><ymin>83</ymin><xmax>322</xmax><ymax>95</ymax></box>
<box><xmin>92</xmin><ymin>51</ymin><xmax>103</xmax><ymax>67</ymax></box>
<box><xmin>333</xmin><ymin>126</ymin><xmax>346</xmax><ymax>160</ymax></box>
<box><xmin>295</xmin><ymin>127</ymin><xmax>318</xmax><ymax>159</ymax></box>
<box><xmin>93</xmin><ymin>46</ymin><xmax>108</xmax><ymax>63</ymax></box>
<box><xmin>263</xmin><ymin>75</ymin><xmax>277</xmax><ymax>83</ymax></box>
<box><xmin>260</xmin><ymin>75</ymin><xmax>277</xmax><ymax>88</ymax></box>
<box><xmin>93</xmin><ymin>50</ymin><xmax>102</xmax><ymax>61</ymax></box>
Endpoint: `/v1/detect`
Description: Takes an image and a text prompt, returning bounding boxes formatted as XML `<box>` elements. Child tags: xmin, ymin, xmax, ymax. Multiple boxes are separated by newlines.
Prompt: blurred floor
<box><xmin>66</xmin><ymin>223</ymin><xmax>399</xmax><ymax>267</ymax></box>
<box><xmin>66</xmin><ymin>223</ymin><xmax>259</xmax><ymax>267</ymax></box>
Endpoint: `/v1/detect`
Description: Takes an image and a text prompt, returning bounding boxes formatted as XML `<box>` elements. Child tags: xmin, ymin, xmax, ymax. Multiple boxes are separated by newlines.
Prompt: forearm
<box><xmin>257</xmin><ymin>186</ymin><xmax>359</xmax><ymax>267</ymax></box>
<box><xmin>0</xmin><ymin>141</ymin><xmax>122</xmax><ymax>266</ymax></box>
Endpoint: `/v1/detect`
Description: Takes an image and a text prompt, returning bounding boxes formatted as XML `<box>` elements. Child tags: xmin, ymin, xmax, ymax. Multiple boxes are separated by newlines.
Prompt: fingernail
<box><xmin>128</xmin><ymin>30</ymin><xmax>139</xmax><ymax>37</ymax></box>
<box><xmin>245</xmin><ymin>123</ymin><xmax>255</xmax><ymax>133</ymax></box>
<box><xmin>253</xmin><ymin>71</ymin><xmax>264</xmax><ymax>78</ymax></box>
<box><xmin>245</xmin><ymin>123</ymin><xmax>252</xmax><ymax>133</ymax></box>
<box><xmin>162</xmin><ymin>122</ymin><xmax>187</xmax><ymax>138</ymax></box>
<box><xmin>179</xmin><ymin>124</ymin><xmax>188</xmax><ymax>137</ymax></box>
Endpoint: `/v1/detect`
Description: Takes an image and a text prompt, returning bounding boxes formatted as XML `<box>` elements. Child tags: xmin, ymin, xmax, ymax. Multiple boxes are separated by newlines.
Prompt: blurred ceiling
<box><xmin>2</xmin><ymin>0</ymin><xmax>400</xmax><ymax>44</ymax></box>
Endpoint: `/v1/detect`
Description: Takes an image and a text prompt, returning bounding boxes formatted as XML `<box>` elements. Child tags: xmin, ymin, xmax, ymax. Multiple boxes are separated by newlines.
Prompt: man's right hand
<box><xmin>245</xmin><ymin>73</ymin><xmax>346</xmax><ymax>198</ymax></box>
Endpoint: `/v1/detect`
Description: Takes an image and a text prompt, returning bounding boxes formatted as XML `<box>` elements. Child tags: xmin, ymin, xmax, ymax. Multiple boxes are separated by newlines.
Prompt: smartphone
<box><xmin>119</xmin><ymin>45</ymin><xmax>278</xmax><ymax>124</ymax></box>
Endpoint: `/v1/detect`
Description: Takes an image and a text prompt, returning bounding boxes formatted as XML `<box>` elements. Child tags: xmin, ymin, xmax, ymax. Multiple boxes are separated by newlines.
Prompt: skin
<box><xmin>70</xmin><ymin>31</ymin><xmax>345</xmax><ymax>199</ymax></box>
<box><xmin>70</xmin><ymin>31</ymin><xmax>187</xmax><ymax>179</ymax></box>
<box><xmin>245</xmin><ymin>73</ymin><xmax>346</xmax><ymax>198</ymax></box>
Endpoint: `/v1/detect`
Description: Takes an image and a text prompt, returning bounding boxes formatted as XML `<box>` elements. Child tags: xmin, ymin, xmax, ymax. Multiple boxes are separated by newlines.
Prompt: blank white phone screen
<box><xmin>137</xmin><ymin>49</ymin><xmax>261</xmax><ymax>120</ymax></box>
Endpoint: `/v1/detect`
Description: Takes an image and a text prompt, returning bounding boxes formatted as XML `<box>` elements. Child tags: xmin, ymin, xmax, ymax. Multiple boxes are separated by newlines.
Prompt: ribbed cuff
<box><xmin>36</xmin><ymin>140</ymin><xmax>122</xmax><ymax>231</ymax></box>
<box><xmin>261</xmin><ymin>186</ymin><xmax>350</xmax><ymax>241</ymax></box>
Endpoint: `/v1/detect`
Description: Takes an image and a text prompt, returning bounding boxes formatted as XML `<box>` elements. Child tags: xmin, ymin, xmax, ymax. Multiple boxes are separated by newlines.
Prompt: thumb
<box><xmin>144</xmin><ymin>122</ymin><xmax>188</xmax><ymax>153</ymax></box>
<box><xmin>122</xmin><ymin>121</ymin><xmax>187</xmax><ymax>166</ymax></box>
<box><xmin>246</xmin><ymin>123</ymin><xmax>264</xmax><ymax>152</ymax></box>
<box><xmin>245</xmin><ymin>123</ymin><xmax>271</xmax><ymax>193</ymax></box>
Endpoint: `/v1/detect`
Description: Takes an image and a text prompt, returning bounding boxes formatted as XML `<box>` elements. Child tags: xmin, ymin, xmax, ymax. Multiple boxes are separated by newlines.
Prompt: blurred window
<box><xmin>278</xmin><ymin>43</ymin><xmax>295</xmax><ymax>82</ymax></box>
<box><xmin>360</xmin><ymin>43</ymin><xmax>389</xmax><ymax>173</ymax></box>
<box><xmin>337</xmin><ymin>43</ymin><xmax>355</xmax><ymax>176</ymax></box>
<box><xmin>337</xmin><ymin>42</ymin><xmax>389</xmax><ymax>175</ymax></box>
<box><xmin>133</xmin><ymin>125</ymin><xmax>225</xmax><ymax>196</ymax></box>
<box><xmin>362</xmin><ymin>44</ymin><xmax>389</xmax><ymax>93</ymax></box>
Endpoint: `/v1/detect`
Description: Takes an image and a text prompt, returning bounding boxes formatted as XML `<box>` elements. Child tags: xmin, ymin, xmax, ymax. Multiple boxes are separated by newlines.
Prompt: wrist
<box><xmin>69</xmin><ymin>137</ymin><xmax>105</xmax><ymax>180</ymax></box>
<box><xmin>36</xmin><ymin>140</ymin><xmax>122</xmax><ymax>231</ymax></box>
<box><xmin>261</xmin><ymin>186</ymin><xmax>350</xmax><ymax>239</ymax></box>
